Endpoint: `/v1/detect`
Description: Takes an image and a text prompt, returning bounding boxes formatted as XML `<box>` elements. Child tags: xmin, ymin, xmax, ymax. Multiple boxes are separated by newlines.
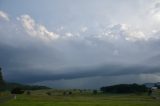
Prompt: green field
<box><xmin>1</xmin><ymin>90</ymin><xmax>160</xmax><ymax>106</ymax></box>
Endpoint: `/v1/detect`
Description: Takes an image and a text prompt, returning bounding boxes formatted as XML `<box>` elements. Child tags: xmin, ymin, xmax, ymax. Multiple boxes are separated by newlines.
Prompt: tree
<box><xmin>0</xmin><ymin>67</ymin><xmax>5</xmax><ymax>86</ymax></box>
<box><xmin>46</xmin><ymin>91</ymin><xmax>52</xmax><ymax>96</ymax></box>
<box><xmin>63</xmin><ymin>91</ymin><xmax>66</xmax><ymax>96</ymax></box>
<box><xmin>68</xmin><ymin>91</ymin><xmax>72</xmax><ymax>95</ymax></box>
<box><xmin>11</xmin><ymin>87</ymin><xmax>24</xmax><ymax>94</ymax></box>
<box><xmin>26</xmin><ymin>91</ymin><xmax>31</xmax><ymax>95</ymax></box>
<box><xmin>93</xmin><ymin>90</ymin><xmax>97</xmax><ymax>95</ymax></box>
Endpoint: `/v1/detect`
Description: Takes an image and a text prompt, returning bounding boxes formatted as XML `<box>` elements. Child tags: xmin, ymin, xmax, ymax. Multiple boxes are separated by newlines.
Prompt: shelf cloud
<box><xmin>0</xmin><ymin>0</ymin><xmax>160</xmax><ymax>88</ymax></box>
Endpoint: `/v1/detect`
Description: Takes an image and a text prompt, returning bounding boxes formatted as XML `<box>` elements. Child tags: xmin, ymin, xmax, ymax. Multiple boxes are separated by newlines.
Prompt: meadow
<box><xmin>0</xmin><ymin>89</ymin><xmax>160</xmax><ymax>106</ymax></box>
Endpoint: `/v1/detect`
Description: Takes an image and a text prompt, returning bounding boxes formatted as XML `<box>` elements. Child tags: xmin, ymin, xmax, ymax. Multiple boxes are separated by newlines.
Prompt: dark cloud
<box><xmin>1</xmin><ymin>0</ymin><xmax>160</xmax><ymax>88</ymax></box>
<box><xmin>3</xmin><ymin>60</ymin><xmax>160</xmax><ymax>84</ymax></box>
<box><xmin>1</xmin><ymin>27</ymin><xmax>160</xmax><ymax>88</ymax></box>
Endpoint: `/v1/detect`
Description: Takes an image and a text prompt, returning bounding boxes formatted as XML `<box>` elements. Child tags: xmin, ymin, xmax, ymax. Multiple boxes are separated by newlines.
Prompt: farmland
<box><xmin>1</xmin><ymin>90</ymin><xmax>160</xmax><ymax>106</ymax></box>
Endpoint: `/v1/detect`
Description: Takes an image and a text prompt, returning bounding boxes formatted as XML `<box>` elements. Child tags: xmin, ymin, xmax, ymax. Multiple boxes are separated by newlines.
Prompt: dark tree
<box><xmin>0</xmin><ymin>67</ymin><xmax>5</xmax><ymax>86</ymax></box>
<box><xmin>93</xmin><ymin>90</ymin><xmax>97</xmax><ymax>94</ymax></box>
<box><xmin>46</xmin><ymin>92</ymin><xmax>52</xmax><ymax>96</ymax></box>
<box><xmin>26</xmin><ymin>91</ymin><xmax>31</xmax><ymax>95</ymax></box>
<box><xmin>63</xmin><ymin>91</ymin><xmax>66</xmax><ymax>96</ymax></box>
<box><xmin>11</xmin><ymin>87</ymin><xmax>25</xmax><ymax>94</ymax></box>
<box><xmin>148</xmin><ymin>88</ymin><xmax>152</xmax><ymax>96</ymax></box>
<box><xmin>79</xmin><ymin>90</ymin><xmax>83</xmax><ymax>93</ymax></box>
<box><xmin>69</xmin><ymin>91</ymin><xmax>72</xmax><ymax>95</ymax></box>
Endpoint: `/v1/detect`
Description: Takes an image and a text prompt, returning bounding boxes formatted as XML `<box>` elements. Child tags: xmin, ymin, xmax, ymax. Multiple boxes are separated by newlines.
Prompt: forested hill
<box><xmin>100</xmin><ymin>84</ymin><xmax>148</xmax><ymax>93</ymax></box>
<box><xmin>0</xmin><ymin>82</ymin><xmax>50</xmax><ymax>91</ymax></box>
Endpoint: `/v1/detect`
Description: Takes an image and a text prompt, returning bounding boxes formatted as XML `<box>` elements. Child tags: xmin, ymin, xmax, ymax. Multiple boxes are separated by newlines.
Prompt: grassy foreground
<box><xmin>1</xmin><ymin>90</ymin><xmax>160</xmax><ymax>106</ymax></box>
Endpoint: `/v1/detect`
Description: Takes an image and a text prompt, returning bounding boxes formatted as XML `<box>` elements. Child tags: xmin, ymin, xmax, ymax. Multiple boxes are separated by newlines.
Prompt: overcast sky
<box><xmin>0</xmin><ymin>0</ymin><xmax>160</xmax><ymax>89</ymax></box>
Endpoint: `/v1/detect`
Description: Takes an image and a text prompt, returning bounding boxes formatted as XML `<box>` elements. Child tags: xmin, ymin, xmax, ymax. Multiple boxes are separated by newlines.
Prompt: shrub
<box><xmin>46</xmin><ymin>92</ymin><xmax>52</xmax><ymax>96</ymax></box>
<box><xmin>93</xmin><ymin>90</ymin><xmax>97</xmax><ymax>94</ymax></box>
<box><xmin>69</xmin><ymin>91</ymin><xmax>72</xmax><ymax>95</ymax></box>
<box><xmin>26</xmin><ymin>91</ymin><xmax>31</xmax><ymax>95</ymax></box>
<box><xmin>63</xmin><ymin>91</ymin><xmax>66</xmax><ymax>96</ymax></box>
<box><xmin>11</xmin><ymin>87</ymin><xmax>24</xmax><ymax>94</ymax></box>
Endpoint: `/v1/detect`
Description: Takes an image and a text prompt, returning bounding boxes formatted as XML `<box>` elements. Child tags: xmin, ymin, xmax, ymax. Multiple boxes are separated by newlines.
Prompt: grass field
<box><xmin>1</xmin><ymin>90</ymin><xmax>160</xmax><ymax>106</ymax></box>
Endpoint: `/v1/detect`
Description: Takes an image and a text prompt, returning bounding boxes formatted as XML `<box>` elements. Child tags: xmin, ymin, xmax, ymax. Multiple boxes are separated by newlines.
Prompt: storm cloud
<box><xmin>0</xmin><ymin>0</ymin><xmax>160</xmax><ymax>89</ymax></box>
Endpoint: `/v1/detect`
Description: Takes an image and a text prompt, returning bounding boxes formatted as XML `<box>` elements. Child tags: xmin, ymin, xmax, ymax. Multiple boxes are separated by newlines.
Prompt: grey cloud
<box><xmin>1</xmin><ymin>0</ymin><xmax>160</xmax><ymax>88</ymax></box>
<box><xmin>1</xmin><ymin>24</ymin><xmax>160</xmax><ymax>86</ymax></box>
<box><xmin>34</xmin><ymin>74</ymin><xmax>160</xmax><ymax>89</ymax></box>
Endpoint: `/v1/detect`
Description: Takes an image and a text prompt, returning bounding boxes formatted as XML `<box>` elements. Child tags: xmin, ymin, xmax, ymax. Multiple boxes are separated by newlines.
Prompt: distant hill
<box><xmin>144</xmin><ymin>82</ymin><xmax>160</xmax><ymax>88</ymax></box>
<box><xmin>144</xmin><ymin>83</ymin><xmax>155</xmax><ymax>88</ymax></box>
<box><xmin>0</xmin><ymin>67</ymin><xmax>50</xmax><ymax>91</ymax></box>
<box><xmin>100</xmin><ymin>84</ymin><xmax>147</xmax><ymax>94</ymax></box>
<box><xmin>0</xmin><ymin>82</ymin><xmax>50</xmax><ymax>91</ymax></box>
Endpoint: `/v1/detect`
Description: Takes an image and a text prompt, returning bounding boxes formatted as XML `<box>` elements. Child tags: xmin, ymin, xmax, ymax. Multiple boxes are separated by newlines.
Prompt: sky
<box><xmin>0</xmin><ymin>0</ymin><xmax>160</xmax><ymax>89</ymax></box>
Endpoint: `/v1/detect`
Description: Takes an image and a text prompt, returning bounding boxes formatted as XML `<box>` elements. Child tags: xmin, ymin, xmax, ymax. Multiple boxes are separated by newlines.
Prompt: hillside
<box><xmin>0</xmin><ymin>82</ymin><xmax>50</xmax><ymax>91</ymax></box>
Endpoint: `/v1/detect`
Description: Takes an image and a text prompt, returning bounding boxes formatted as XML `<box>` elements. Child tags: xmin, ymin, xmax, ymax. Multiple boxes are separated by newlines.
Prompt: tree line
<box><xmin>100</xmin><ymin>84</ymin><xmax>147</xmax><ymax>94</ymax></box>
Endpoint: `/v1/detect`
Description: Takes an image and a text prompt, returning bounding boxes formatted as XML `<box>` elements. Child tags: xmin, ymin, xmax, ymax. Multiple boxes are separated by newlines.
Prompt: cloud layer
<box><xmin>0</xmin><ymin>0</ymin><xmax>160</xmax><ymax>88</ymax></box>
<box><xmin>17</xmin><ymin>15</ymin><xmax>59</xmax><ymax>41</ymax></box>
<box><xmin>0</xmin><ymin>11</ymin><xmax>9</xmax><ymax>21</ymax></box>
